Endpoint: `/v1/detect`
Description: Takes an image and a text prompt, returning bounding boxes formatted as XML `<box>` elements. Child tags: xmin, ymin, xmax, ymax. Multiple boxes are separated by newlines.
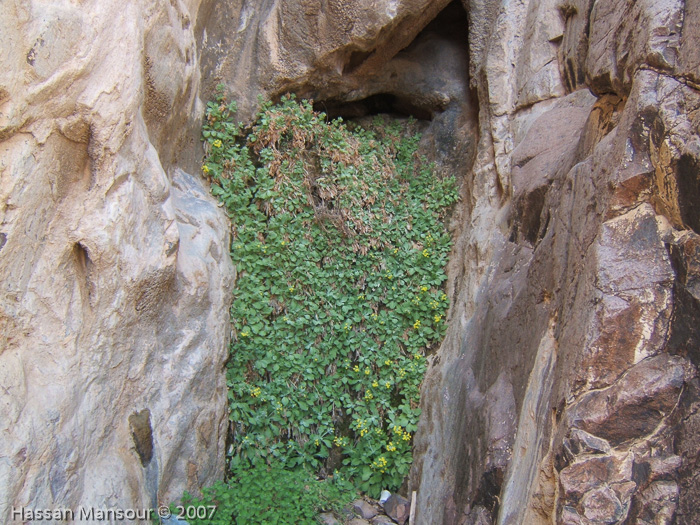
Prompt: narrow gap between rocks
<box><xmin>195</xmin><ymin>1</ymin><xmax>474</xmax><ymax>523</ymax></box>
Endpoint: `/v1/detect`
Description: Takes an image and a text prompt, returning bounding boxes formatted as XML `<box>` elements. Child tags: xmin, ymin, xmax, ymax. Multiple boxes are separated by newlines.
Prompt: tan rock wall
<box><xmin>0</xmin><ymin>0</ymin><xmax>233</xmax><ymax>518</ymax></box>
<box><xmin>197</xmin><ymin>0</ymin><xmax>453</xmax><ymax>121</ymax></box>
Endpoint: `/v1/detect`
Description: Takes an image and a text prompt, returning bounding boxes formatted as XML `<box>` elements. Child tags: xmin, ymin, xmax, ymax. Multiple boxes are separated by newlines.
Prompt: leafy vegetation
<box><xmin>176</xmin><ymin>462</ymin><xmax>354</xmax><ymax>524</ymax></box>
<box><xmin>191</xmin><ymin>86</ymin><xmax>457</xmax><ymax>521</ymax></box>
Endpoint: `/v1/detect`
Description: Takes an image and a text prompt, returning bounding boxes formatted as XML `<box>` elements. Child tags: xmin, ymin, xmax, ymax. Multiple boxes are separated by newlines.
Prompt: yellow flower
<box><xmin>213</xmin><ymin>139</ymin><xmax>222</xmax><ymax>148</ymax></box>
<box><xmin>240</xmin><ymin>330</ymin><xmax>249</xmax><ymax>337</ymax></box>
<box><xmin>422</xmin><ymin>249</ymin><xmax>430</xmax><ymax>257</ymax></box>
<box><xmin>421</xmin><ymin>286</ymin><xmax>428</xmax><ymax>292</ymax></box>
<box><xmin>353</xmin><ymin>365</ymin><xmax>360</xmax><ymax>372</ymax></box>
<box><xmin>384</xmin><ymin>359</ymin><xmax>392</xmax><ymax>366</ymax></box>
<box><xmin>315</xmin><ymin>439</ymin><xmax>320</xmax><ymax>446</ymax></box>
<box><xmin>364</xmin><ymin>368</ymin><xmax>371</xmax><ymax>375</ymax></box>
<box><xmin>413</xmin><ymin>320</ymin><xmax>421</xmax><ymax>329</ymax></box>
<box><xmin>386</xmin><ymin>442</ymin><xmax>396</xmax><ymax>452</ymax></box>
<box><xmin>202</xmin><ymin>164</ymin><xmax>210</xmax><ymax>173</ymax></box>
<box><xmin>289</xmin><ymin>286</ymin><xmax>295</xmax><ymax>292</ymax></box>
<box><xmin>372</xmin><ymin>381</ymin><xmax>379</xmax><ymax>388</ymax></box>
<box><xmin>434</xmin><ymin>314</ymin><xmax>442</xmax><ymax>323</ymax></box>
<box><xmin>385</xmin><ymin>382</ymin><xmax>391</xmax><ymax>389</ymax></box>
<box><xmin>414</xmin><ymin>353</ymin><xmax>422</xmax><ymax>360</ymax></box>
<box><xmin>393</xmin><ymin>248</ymin><xmax>399</xmax><ymax>254</ymax></box>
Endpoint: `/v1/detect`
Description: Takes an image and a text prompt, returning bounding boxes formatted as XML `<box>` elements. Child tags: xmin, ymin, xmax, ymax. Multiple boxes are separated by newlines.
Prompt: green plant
<box><xmin>177</xmin><ymin>462</ymin><xmax>354</xmax><ymax>524</ymax></box>
<box><xmin>202</xmin><ymin>86</ymin><xmax>457</xmax><ymax>497</ymax></box>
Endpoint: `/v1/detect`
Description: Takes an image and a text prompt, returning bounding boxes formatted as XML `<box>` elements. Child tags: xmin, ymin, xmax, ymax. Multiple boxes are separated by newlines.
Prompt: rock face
<box><xmin>198</xmin><ymin>0</ymin><xmax>453</xmax><ymax>121</ymax></box>
<box><xmin>407</xmin><ymin>0</ymin><xmax>700</xmax><ymax>524</ymax></box>
<box><xmin>2</xmin><ymin>0</ymin><xmax>700</xmax><ymax>524</ymax></box>
<box><xmin>0</xmin><ymin>0</ymin><xmax>234</xmax><ymax>519</ymax></box>
<box><xmin>201</xmin><ymin>1</ymin><xmax>700</xmax><ymax>523</ymax></box>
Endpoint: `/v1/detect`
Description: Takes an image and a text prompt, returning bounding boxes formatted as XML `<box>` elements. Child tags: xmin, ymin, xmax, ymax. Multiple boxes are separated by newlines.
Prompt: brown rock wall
<box><xmin>407</xmin><ymin>1</ymin><xmax>700</xmax><ymax>524</ymax></box>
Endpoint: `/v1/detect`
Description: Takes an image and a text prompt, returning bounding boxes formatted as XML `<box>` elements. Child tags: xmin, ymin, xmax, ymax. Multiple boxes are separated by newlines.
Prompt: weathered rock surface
<box><xmin>353</xmin><ymin>498</ymin><xmax>379</xmax><ymax>520</ymax></box>
<box><xmin>0</xmin><ymin>0</ymin><xmax>234</xmax><ymax>520</ymax></box>
<box><xmin>198</xmin><ymin>0</ymin><xmax>453</xmax><ymax>121</ymax></box>
<box><xmin>382</xmin><ymin>493</ymin><xmax>410</xmax><ymax>525</ymax></box>
<box><xmin>408</xmin><ymin>0</ymin><xmax>700</xmax><ymax>524</ymax></box>
<box><xmin>3</xmin><ymin>0</ymin><xmax>700</xmax><ymax>523</ymax></box>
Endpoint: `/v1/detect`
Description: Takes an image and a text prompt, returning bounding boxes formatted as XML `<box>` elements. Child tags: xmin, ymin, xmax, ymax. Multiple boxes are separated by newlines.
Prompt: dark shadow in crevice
<box><xmin>129</xmin><ymin>409</ymin><xmax>154</xmax><ymax>468</ymax></box>
<box><xmin>315</xmin><ymin>93</ymin><xmax>435</xmax><ymax>121</ymax></box>
<box><xmin>473</xmin><ymin>467</ymin><xmax>504</xmax><ymax>516</ymax></box>
<box><xmin>73</xmin><ymin>242</ymin><xmax>95</xmax><ymax>306</ymax></box>
<box><xmin>512</xmin><ymin>186</ymin><xmax>549</xmax><ymax>246</ymax></box>
<box><xmin>343</xmin><ymin>49</ymin><xmax>373</xmax><ymax>75</ymax></box>
<box><xmin>677</xmin><ymin>154</ymin><xmax>700</xmax><ymax>234</ymax></box>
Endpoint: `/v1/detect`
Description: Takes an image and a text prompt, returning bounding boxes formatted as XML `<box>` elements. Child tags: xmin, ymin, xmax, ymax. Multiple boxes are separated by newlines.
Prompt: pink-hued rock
<box><xmin>408</xmin><ymin>1</ymin><xmax>700</xmax><ymax>524</ymax></box>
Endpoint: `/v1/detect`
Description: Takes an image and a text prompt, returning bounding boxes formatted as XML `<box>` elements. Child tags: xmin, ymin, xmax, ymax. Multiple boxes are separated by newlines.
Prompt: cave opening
<box><xmin>314</xmin><ymin>92</ymin><xmax>435</xmax><ymax>121</ymax></box>
<box><xmin>312</xmin><ymin>0</ymin><xmax>470</xmax><ymax>124</ymax></box>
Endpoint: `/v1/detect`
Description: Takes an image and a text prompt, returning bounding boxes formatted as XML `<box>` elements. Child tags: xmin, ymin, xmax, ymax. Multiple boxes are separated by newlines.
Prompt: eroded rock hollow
<box><xmin>2</xmin><ymin>0</ymin><xmax>699</xmax><ymax>524</ymax></box>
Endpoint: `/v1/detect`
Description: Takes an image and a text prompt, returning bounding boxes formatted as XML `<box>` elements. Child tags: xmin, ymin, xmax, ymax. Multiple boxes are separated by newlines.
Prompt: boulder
<box><xmin>382</xmin><ymin>494</ymin><xmax>410</xmax><ymax>525</ymax></box>
<box><xmin>353</xmin><ymin>499</ymin><xmax>379</xmax><ymax>520</ymax></box>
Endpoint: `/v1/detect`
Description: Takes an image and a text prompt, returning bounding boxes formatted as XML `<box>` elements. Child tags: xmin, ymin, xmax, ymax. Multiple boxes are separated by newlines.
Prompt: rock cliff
<box><xmin>0</xmin><ymin>0</ymin><xmax>233</xmax><ymax>518</ymax></box>
<box><xmin>409</xmin><ymin>1</ymin><xmax>700</xmax><ymax>524</ymax></box>
<box><xmin>2</xmin><ymin>0</ymin><xmax>699</xmax><ymax>524</ymax></box>
<box><xmin>203</xmin><ymin>0</ymin><xmax>700</xmax><ymax>523</ymax></box>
